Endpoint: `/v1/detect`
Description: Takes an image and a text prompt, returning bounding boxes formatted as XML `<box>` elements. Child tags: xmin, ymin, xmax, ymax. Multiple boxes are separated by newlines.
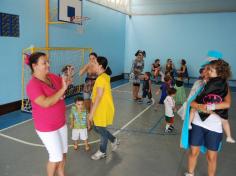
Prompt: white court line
<box><xmin>113</xmin><ymin>98</ymin><xmax>155</xmax><ymax>136</ymax></box>
<box><xmin>0</xmin><ymin>98</ymin><xmax>154</xmax><ymax>147</ymax></box>
<box><xmin>0</xmin><ymin>82</ymin><xmax>130</xmax><ymax>133</ymax></box>
<box><xmin>0</xmin><ymin>82</ymin><xmax>155</xmax><ymax>148</ymax></box>
<box><xmin>111</xmin><ymin>82</ymin><xmax>129</xmax><ymax>90</ymax></box>
<box><xmin>112</xmin><ymin>90</ymin><xmax>132</xmax><ymax>94</ymax></box>
<box><xmin>0</xmin><ymin>119</ymin><xmax>32</xmax><ymax>133</ymax></box>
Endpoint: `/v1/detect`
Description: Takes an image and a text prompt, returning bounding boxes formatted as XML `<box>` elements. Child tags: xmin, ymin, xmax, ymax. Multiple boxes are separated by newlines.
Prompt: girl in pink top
<box><xmin>26</xmin><ymin>52</ymin><xmax>70</xmax><ymax>176</ymax></box>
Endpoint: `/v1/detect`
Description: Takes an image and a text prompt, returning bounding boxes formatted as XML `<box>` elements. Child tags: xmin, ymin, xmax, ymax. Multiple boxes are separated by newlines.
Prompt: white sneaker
<box><xmin>184</xmin><ymin>172</ymin><xmax>194</xmax><ymax>176</ymax></box>
<box><xmin>165</xmin><ymin>128</ymin><xmax>172</xmax><ymax>133</ymax></box>
<box><xmin>91</xmin><ymin>150</ymin><xmax>106</xmax><ymax>160</ymax></box>
<box><xmin>111</xmin><ymin>138</ymin><xmax>120</xmax><ymax>151</ymax></box>
<box><xmin>226</xmin><ymin>137</ymin><xmax>236</xmax><ymax>143</ymax></box>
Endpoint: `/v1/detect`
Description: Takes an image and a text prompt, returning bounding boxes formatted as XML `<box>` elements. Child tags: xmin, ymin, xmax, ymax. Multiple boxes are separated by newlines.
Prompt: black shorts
<box><xmin>133</xmin><ymin>83</ymin><xmax>140</xmax><ymax>86</ymax></box>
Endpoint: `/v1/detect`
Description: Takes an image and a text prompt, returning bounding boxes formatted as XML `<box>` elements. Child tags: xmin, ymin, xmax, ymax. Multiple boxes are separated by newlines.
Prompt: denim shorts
<box><xmin>189</xmin><ymin>124</ymin><xmax>223</xmax><ymax>151</ymax></box>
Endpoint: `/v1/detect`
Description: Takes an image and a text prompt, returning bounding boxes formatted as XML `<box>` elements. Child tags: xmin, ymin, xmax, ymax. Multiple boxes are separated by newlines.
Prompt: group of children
<box><xmin>135</xmin><ymin>58</ymin><xmax>235</xmax><ymax>142</ymax></box>
<box><xmin>67</xmin><ymin>55</ymin><xmax>235</xmax><ymax>154</ymax></box>
<box><xmin>157</xmin><ymin>73</ymin><xmax>185</xmax><ymax>133</ymax></box>
<box><xmin>134</xmin><ymin>69</ymin><xmax>186</xmax><ymax>133</ymax></box>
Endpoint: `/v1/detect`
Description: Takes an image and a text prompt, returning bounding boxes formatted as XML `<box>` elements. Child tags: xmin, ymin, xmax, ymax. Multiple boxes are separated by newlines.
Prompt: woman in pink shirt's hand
<box><xmin>26</xmin><ymin>52</ymin><xmax>70</xmax><ymax>176</ymax></box>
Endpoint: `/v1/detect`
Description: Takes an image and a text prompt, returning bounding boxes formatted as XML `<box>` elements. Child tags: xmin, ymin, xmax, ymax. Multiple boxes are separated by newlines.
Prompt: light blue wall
<box><xmin>49</xmin><ymin>0</ymin><xmax>126</xmax><ymax>75</ymax></box>
<box><xmin>124</xmin><ymin>13</ymin><xmax>236</xmax><ymax>80</ymax></box>
<box><xmin>0</xmin><ymin>0</ymin><xmax>126</xmax><ymax>104</ymax></box>
<box><xmin>1</xmin><ymin>1</ymin><xmax>236</xmax><ymax>105</ymax></box>
<box><xmin>0</xmin><ymin>0</ymin><xmax>45</xmax><ymax>105</ymax></box>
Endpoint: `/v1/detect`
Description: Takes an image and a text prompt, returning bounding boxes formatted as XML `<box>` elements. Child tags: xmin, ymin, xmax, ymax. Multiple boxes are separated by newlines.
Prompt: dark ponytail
<box><xmin>105</xmin><ymin>66</ymin><xmax>112</xmax><ymax>76</ymax></box>
<box><xmin>96</xmin><ymin>56</ymin><xmax>112</xmax><ymax>76</ymax></box>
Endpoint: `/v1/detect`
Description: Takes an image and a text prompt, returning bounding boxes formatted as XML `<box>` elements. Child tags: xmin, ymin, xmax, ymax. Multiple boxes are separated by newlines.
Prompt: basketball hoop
<box><xmin>69</xmin><ymin>16</ymin><xmax>90</xmax><ymax>34</ymax></box>
<box><xmin>70</xmin><ymin>16</ymin><xmax>90</xmax><ymax>25</ymax></box>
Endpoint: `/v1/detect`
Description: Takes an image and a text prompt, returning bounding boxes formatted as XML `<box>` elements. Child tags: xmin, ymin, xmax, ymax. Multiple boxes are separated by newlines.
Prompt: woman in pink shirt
<box><xmin>26</xmin><ymin>52</ymin><xmax>70</xmax><ymax>176</ymax></box>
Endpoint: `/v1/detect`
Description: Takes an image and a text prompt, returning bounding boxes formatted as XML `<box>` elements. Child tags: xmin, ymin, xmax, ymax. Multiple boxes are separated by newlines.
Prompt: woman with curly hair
<box><xmin>184</xmin><ymin>56</ymin><xmax>235</xmax><ymax>176</ymax></box>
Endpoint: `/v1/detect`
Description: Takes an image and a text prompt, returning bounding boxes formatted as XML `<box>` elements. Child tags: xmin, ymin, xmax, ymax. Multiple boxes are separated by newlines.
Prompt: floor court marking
<box><xmin>112</xmin><ymin>90</ymin><xmax>132</xmax><ymax>93</ymax></box>
<box><xmin>0</xmin><ymin>82</ymin><xmax>156</xmax><ymax>148</ymax></box>
<box><xmin>0</xmin><ymin>82</ymin><xmax>130</xmax><ymax>133</ymax></box>
<box><xmin>113</xmin><ymin>98</ymin><xmax>155</xmax><ymax>136</ymax></box>
<box><xmin>108</xmin><ymin>126</ymin><xmax>179</xmax><ymax>135</ymax></box>
<box><xmin>0</xmin><ymin>119</ymin><xmax>32</xmax><ymax>133</ymax></box>
<box><xmin>148</xmin><ymin>115</ymin><xmax>165</xmax><ymax>134</ymax></box>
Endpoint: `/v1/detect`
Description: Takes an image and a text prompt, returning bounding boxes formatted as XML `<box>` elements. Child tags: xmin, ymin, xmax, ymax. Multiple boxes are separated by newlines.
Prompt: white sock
<box><xmin>166</xmin><ymin>124</ymin><xmax>170</xmax><ymax>130</ymax></box>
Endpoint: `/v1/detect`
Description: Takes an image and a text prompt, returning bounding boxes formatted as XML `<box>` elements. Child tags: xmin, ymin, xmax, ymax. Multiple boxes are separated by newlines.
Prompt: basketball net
<box><xmin>70</xmin><ymin>16</ymin><xmax>90</xmax><ymax>34</ymax></box>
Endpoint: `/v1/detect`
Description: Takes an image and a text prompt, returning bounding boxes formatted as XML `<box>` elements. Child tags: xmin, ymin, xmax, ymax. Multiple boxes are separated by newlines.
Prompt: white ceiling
<box><xmin>131</xmin><ymin>0</ymin><xmax>236</xmax><ymax>15</ymax></box>
<box><xmin>88</xmin><ymin>0</ymin><xmax>236</xmax><ymax>15</ymax></box>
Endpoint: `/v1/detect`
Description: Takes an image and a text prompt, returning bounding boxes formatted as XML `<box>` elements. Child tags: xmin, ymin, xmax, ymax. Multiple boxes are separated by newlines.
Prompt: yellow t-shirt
<box><xmin>91</xmin><ymin>73</ymin><xmax>115</xmax><ymax>127</ymax></box>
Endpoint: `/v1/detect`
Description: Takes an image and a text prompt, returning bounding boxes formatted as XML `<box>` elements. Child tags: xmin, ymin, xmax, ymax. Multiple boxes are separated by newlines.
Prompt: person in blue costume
<box><xmin>181</xmin><ymin>51</ymin><xmax>232</xmax><ymax>176</ymax></box>
<box><xmin>156</xmin><ymin>75</ymin><xmax>172</xmax><ymax>104</ymax></box>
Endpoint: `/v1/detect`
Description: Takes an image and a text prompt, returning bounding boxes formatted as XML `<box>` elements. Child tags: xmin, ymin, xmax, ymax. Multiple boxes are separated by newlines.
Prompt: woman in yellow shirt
<box><xmin>88</xmin><ymin>56</ymin><xmax>119</xmax><ymax>160</ymax></box>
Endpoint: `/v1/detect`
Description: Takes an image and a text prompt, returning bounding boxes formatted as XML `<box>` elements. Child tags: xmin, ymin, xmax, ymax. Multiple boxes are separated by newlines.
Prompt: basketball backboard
<box><xmin>58</xmin><ymin>0</ymin><xmax>82</xmax><ymax>24</ymax></box>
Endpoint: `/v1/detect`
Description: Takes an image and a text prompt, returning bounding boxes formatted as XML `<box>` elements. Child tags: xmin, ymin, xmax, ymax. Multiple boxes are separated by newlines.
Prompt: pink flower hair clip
<box><xmin>24</xmin><ymin>54</ymin><xmax>30</xmax><ymax>65</ymax></box>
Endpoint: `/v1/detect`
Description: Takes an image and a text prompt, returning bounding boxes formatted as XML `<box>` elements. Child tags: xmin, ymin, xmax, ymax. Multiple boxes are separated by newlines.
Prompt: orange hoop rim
<box><xmin>70</xmin><ymin>16</ymin><xmax>90</xmax><ymax>24</ymax></box>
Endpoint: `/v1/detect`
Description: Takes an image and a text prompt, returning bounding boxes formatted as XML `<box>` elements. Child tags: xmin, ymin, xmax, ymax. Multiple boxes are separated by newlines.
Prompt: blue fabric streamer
<box><xmin>180</xmin><ymin>82</ymin><xmax>222</xmax><ymax>153</ymax></box>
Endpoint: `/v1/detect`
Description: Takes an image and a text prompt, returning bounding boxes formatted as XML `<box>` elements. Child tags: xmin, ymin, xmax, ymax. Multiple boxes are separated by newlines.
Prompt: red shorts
<box><xmin>165</xmin><ymin>116</ymin><xmax>174</xmax><ymax>123</ymax></box>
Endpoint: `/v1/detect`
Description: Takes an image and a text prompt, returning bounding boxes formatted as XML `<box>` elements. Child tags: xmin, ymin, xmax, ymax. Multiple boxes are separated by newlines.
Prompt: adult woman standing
<box><xmin>130</xmin><ymin>50</ymin><xmax>146</xmax><ymax>100</ymax></box>
<box><xmin>79</xmin><ymin>52</ymin><xmax>98</xmax><ymax>112</ymax></box>
<box><xmin>26</xmin><ymin>52</ymin><xmax>70</xmax><ymax>176</ymax></box>
<box><xmin>88</xmin><ymin>56</ymin><xmax>119</xmax><ymax>160</ymax></box>
<box><xmin>181</xmin><ymin>51</ymin><xmax>231</xmax><ymax>176</ymax></box>
<box><xmin>185</xmin><ymin>88</ymin><xmax>231</xmax><ymax>176</ymax></box>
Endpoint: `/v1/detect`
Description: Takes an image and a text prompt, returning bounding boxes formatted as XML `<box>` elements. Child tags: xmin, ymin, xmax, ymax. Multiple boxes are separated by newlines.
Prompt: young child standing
<box><xmin>164</xmin><ymin>88</ymin><xmax>177</xmax><ymax>132</ymax></box>
<box><xmin>174</xmin><ymin>74</ymin><xmax>186</xmax><ymax>106</ymax></box>
<box><xmin>70</xmin><ymin>97</ymin><xmax>91</xmax><ymax>151</ymax></box>
<box><xmin>138</xmin><ymin>72</ymin><xmax>152</xmax><ymax>105</ymax></box>
<box><xmin>189</xmin><ymin>60</ymin><xmax>235</xmax><ymax>143</ymax></box>
<box><xmin>156</xmin><ymin>75</ymin><xmax>172</xmax><ymax>104</ymax></box>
